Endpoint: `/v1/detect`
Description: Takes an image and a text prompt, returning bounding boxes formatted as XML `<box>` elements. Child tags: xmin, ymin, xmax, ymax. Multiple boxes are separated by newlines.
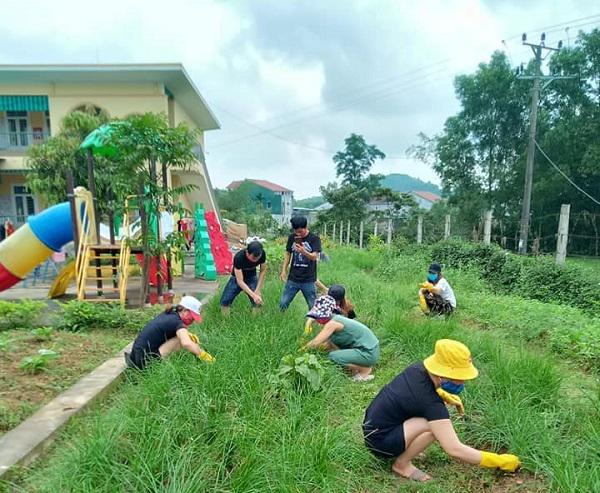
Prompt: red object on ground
<box><xmin>135</xmin><ymin>254</ymin><xmax>168</xmax><ymax>286</ymax></box>
<box><xmin>0</xmin><ymin>263</ymin><xmax>22</xmax><ymax>291</ymax></box>
<box><xmin>204</xmin><ymin>211</ymin><xmax>233</xmax><ymax>275</ymax></box>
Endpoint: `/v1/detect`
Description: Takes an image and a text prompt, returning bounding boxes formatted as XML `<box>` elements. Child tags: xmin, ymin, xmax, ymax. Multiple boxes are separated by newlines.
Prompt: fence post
<box><xmin>346</xmin><ymin>221</ymin><xmax>350</xmax><ymax>244</ymax></box>
<box><xmin>324</xmin><ymin>223</ymin><xmax>327</xmax><ymax>238</ymax></box>
<box><xmin>332</xmin><ymin>222</ymin><xmax>336</xmax><ymax>240</ymax></box>
<box><xmin>556</xmin><ymin>203</ymin><xmax>570</xmax><ymax>265</ymax></box>
<box><xmin>339</xmin><ymin>221</ymin><xmax>343</xmax><ymax>245</ymax></box>
<box><xmin>417</xmin><ymin>216</ymin><xmax>423</xmax><ymax>245</ymax></box>
<box><xmin>483</xmin><ymin>210</ymin><xmax>492</xmax><ymax>245</ymax></box>
<box><xmin>387</xmin><ymin>218</ymin><xmax>392</xmax><ymax>247</ymax></box>
<box><xmin>359</xmin><ymin>221</ymin><xmax>364</xmax><ymax>249</ymax></box>
<box><xmin>444</xmin><ymin>214</ymin><xmax>451</xmax><ymax>240</ymax></box>
<box><xmin>374</xmin><ymin>221</ymin><xmax>378</xmax><ymax>236</ymax></box>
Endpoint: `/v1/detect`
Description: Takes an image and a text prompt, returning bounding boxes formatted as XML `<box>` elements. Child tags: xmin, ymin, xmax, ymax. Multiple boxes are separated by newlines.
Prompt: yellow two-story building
<box><xmin>0</xmin><ymin>63</ymin><xmax>220</xmax><ymax>226</ymax></box>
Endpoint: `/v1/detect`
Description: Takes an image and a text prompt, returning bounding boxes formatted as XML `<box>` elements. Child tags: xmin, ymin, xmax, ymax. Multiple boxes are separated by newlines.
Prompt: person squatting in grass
<box><xmin>363</xmin><ymin>339</ymin><xmax>521</xmax><ymax>482</ymax></box>
<box><xmin>279</xmin><ymin>216</ymin><xmax>321</xmax><ymax>310</ymax></box>
<box><xmin>419</xmin><ymin>262</ymin><xmax>456</xmax><ymax>315</ymax></box>
<box><xmin>314</xmin><ymin>281</ymin><xmax>357</xmax><ymax>319</ymax></box>
<box><xmin>220</xmin><ymin>240</ymin><xmax>267</xmax><ymax>316</ymax></box>
<box><xmin>303</xmin><ymin>295</ymin><xmax>379</xmax><ymax>382</ymax></box>
<box><xmin>125</xmin><ymin>295</ymin><xmax>215</xmax><ymax>370</ymax></box>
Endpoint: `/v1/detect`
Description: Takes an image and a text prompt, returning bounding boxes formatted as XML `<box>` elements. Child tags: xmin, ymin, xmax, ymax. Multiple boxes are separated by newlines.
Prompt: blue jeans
<box><xmin>220</xmin><ymin>276</ymin><xmax>258</xmax><ymax>306</ymax></box>
<box><xmin>279</xmin><ymin>280</ymin><xmax>317</xmax><ymax>311</ymax></box>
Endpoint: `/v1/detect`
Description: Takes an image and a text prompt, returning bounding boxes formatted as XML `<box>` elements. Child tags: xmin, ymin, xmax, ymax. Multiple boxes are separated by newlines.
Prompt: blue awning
<box><xmin>0</xmin><ymin>95</ymin><xmax>49</xmax><ymax>112</ymax></box>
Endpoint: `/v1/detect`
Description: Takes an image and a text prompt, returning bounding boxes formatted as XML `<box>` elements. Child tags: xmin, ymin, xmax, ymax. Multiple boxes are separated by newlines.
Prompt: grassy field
<box><xmin>2</xmin><ymin>244</ymin><xmax>600</xmax><ymax>492</ymax></box>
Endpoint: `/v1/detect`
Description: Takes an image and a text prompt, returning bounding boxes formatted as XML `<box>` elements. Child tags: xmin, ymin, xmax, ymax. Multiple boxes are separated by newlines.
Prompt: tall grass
<box><xmin>4</xmin><ymin>246</ymin><xmax>600</xmax><ymax>492</ymax></box>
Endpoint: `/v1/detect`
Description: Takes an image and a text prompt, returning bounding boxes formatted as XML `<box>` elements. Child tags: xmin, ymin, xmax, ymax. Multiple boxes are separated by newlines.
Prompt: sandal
<box><xmin>352</xmin><ymin>373</ymin><xmax>375</xmax><ymax>382</ymax></box>
<box><xmin>392</xmin><ymin>467</ymin><xmax>432</xmax><ymax>482</ymax></box>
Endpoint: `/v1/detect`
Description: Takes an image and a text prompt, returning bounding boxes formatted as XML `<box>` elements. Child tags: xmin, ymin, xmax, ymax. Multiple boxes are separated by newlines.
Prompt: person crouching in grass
<box><xmin>125</xmin><ymin>295</ymin><xmax>215</xmax><ymax>370</ymax></box>
<box><xmin>303</xmin><ymin>295</ymin><xmax>379</xmax><ymax>382</ymax></box>
<box><xmin>220</xmin><ymin>240</ymin><xmax>267</xmax><ymax>316</ymax></box>
<box><xmin>363</xmin><ymin>339</ymin><xmax>520</xmax><ymax>482</ymax></box>
<box><xmin>419</xmin><ymin>262</ymin><xmax>456</xmax><ymax>315</ymax></box>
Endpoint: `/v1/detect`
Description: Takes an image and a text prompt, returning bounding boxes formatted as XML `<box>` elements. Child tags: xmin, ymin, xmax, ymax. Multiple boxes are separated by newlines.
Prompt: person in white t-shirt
<box><xmin>418</xmin><ymin>263</ymin><xmax>456</xmax><ymax>315</ymax></box>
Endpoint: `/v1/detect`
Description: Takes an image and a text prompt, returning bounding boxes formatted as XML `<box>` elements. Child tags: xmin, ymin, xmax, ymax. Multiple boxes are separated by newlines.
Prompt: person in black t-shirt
<box><xmin>219</xmin><ymin>241</ymin><xmax>267</xmax><ymax>316</ymax></box>
<box><xmin>363</xmin><ymin>339</ymin><xmax>520</xmax><ymax>482</ymax></box>
<box><xmin>279</xmin><ymin>216</ymin><xmax>321</xmax><ymax>310</ymax></box>
<box><xmin>125</xmin><ymin>295</ymin><xmax>214</xmax><ymax>370</ymax></box>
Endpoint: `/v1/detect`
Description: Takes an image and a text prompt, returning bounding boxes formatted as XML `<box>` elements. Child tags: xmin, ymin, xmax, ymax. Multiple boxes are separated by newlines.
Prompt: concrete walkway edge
<box><xmin>0</xmin><ymin>342</ymin><xmax>132</xmax><ymax>478</ymax></box>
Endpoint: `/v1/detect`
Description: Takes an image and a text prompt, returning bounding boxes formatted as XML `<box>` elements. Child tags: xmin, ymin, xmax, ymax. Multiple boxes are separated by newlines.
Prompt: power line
<box><xmin>210</xmin><ymin>67</ymin><xmax>450</xmax><ymax>152</ymax></box>
<box><xmin>503</xmin><ymin>13</ymin><xmax>600</xmax><ymax>42</ymax></box>
<box><xmin>534</xmin><ymin>140</ymin><xmax>600</xmax><ymax>206</ymax></box>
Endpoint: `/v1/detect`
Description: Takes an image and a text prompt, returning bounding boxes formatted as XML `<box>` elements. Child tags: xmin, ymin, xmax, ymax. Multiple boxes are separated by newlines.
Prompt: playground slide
<box><xmin>0</xmin><ymin>202</ymin><xmax>73</xmax><ymax>292</ymax></box>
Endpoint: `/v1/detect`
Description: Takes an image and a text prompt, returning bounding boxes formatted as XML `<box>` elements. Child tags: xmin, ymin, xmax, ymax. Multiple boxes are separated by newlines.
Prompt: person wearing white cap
<box><xmin>125</xmin><ymin>295</ymin><xmax>215</xmax><ymax>370</ymax></box>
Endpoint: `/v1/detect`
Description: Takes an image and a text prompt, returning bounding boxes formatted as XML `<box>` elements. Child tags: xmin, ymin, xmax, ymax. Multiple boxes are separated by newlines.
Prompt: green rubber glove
<box><xmin>480</xmin><ymin>451</ymin><xmax>521</xmax><ymax>472</ymax></box>
<box><xmin>436</xmin><ymin>387</ymin><xmax>465</xmax><ymax>415</ymax></box>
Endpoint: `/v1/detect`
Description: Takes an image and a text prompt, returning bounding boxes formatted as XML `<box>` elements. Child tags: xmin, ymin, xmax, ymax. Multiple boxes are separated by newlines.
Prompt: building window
<box><xmin>266</xmin><ymin>201</ymin><xmax>272</xmax><ymax>210</ymax></box>
<box><xmin>7</xmin><ymin>111</ymin><xmax>29</xmax><ymax>147</ymax></box>
<box><xmin>13</xmin><ymin>185</ymin><xmax>35</xmax><ymax>223</ymax></box>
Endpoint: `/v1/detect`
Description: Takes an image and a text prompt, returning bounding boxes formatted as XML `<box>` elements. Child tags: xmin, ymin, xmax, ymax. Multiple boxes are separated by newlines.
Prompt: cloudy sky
<box><xmin>1</xmin><ymin>0</ymin><xmax>599</xmax><ymax>198</ymax></box>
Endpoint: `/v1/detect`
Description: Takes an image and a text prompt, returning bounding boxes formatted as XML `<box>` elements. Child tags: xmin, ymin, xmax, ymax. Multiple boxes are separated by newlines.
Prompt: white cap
<box><xmin>179</xmin><ymin>295</ymin><xmax>202</xmax><ymax>321</ymax></box>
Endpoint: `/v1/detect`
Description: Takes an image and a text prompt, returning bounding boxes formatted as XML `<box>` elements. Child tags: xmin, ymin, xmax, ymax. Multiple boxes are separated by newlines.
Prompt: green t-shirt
<box><xmin>329</xmin><ymin>315</ymin><xmax>379</xmax><ymax>351</ymax></box>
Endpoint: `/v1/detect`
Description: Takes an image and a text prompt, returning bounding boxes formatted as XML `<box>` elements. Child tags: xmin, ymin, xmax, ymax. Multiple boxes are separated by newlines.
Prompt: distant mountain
<box><xmin>380</xmin><ymin>174</ymin><xmax>441</xmax><ymax>195</ymax></box>
<box><xmin>294</xmin><ymin>196</ymin><xmax>326</xmax><ymax>208</ymax></box>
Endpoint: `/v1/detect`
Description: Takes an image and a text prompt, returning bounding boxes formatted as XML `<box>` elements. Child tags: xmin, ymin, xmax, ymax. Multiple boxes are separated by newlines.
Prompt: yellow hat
<box><xmin>423</xmin><ymin>339</ymin><xmax>479</xmax><ymax>380</ymax></box>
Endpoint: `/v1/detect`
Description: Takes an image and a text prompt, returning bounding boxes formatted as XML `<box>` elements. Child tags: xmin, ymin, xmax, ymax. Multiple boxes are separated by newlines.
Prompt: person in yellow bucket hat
<box><xmin>362</xmin><ymin>339</ymin><xmax>520</xmax><ymax>482</ymax></box>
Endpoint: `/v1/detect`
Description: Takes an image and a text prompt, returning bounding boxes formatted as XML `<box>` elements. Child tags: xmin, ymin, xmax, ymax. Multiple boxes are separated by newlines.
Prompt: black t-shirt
<box><xmin>132</xmin><ymin>312</ymin><xmax>184</xmax><ymax>355</ymax></box>
<box><xmin>364</xmin><ymin>362</ymin><xmax>449</xmax><ymax>429</ymax></box>
<box><xmin>286</xmin><ymin>232</ymin><xmax>321</xmax><ymax>283</ymax></box>
<box><xmin>231</xmin><ymin>249</ymin><xmax>266</xmax><ymax>281</ymax></box>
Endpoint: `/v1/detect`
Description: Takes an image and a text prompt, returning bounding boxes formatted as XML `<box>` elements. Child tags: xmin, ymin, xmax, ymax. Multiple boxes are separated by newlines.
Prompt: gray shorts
<box><xmin>329</xmin><ymin>344</ymin><xmax>380</xmax><ymax>367</ymax></box>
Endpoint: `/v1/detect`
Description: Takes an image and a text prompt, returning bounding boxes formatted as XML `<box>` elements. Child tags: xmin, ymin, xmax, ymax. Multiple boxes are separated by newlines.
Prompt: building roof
<box><xmin>226</xmin><ymin>179</ymin><xmax>292</xmax><ymax>193</ymax></box>
<box><xmin>411</xmin><ymin>190</ymin><xmax>441</xmax><ymax>203</ymax></box>
<box><xmin>0</xmin><ymin>63</ymin><xmax>220</xmax><ymax>130</ymax></box>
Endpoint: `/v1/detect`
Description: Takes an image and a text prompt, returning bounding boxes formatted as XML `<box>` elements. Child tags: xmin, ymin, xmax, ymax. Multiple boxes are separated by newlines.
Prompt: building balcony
<box><xmin>0</xmin><ymin>131</ymin><xmax>50</xmax><ymax>153</ymax></box>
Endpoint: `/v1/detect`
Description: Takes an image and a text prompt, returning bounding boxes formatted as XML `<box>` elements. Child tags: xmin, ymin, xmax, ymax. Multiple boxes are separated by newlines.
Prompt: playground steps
<box><xmin>194</xmin><ymin>205</ymin><xmax>217</xmax><ymax>281</ymax></box>
<box><xmin>77</xmin><ymin>244</ymin><xmax>130</xmax><ymax>304</ymax></box>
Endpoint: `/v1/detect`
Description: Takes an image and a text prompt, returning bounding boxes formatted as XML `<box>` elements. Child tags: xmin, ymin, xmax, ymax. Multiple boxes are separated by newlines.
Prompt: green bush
<box><xmin>431</xmin><ymin>240</ymin><xmax>600</xmax><ymax>314</ymax></box>
<box><xmin>55</xmin><ymin>301</ymin><xmax>156</xmax><ymax>332</ymax></box>
<box><xmin>0</xmin><ymin>300</ymin><xmax>45</xmax><ymax>331</ymax></box>
<box><xmin>20</xmin><ymin>349</ymin><xmax>59</xmax><ymax>374</ymax></box>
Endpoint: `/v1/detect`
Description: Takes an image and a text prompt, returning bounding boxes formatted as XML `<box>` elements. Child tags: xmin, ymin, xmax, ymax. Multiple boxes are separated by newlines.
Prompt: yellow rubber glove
<box><xmin>420</xmin><ymin>282</ymin><xmax>434</xmax><ymax>291</ymax></box>
<box><xmin>480</xmin><ymin>452</ymin><xmax>521</xmax><ymax>472</ymax></box>
<box><xmin>419</xmin><ymin>293</ymin><xmax>429</xmax><ymax>313</ymax></box>
<box><xmin>436</xmin><ymin>387</ymin><xmax>465</xmax><ymax>415</ymax></box>
<box><xmin>198</xmin><ymin>350</ymin><xmax>215</xmax><ymax>363</ymax></box>
<box><xmin>304</xmin><ymin>319</ymin><xmax>314</xmax><ymax>336</ymax></box>
<box><xmin>188</xmin><ymin>333</ymin><xmax>200</xmax><ymax>345</ymax></box>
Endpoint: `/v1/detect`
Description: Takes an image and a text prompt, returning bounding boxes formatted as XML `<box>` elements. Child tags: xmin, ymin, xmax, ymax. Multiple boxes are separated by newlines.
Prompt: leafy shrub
<box><xmin>431</xmin><ymin>240</ymin><xmax>600</xmax><ymax>314</ymax></box>
<box><xmin>20</xmin><ymin>349</ymin><xmax>59</xmax><ymax>374</ymax></box>
<box><xmin>269</xmin><ymin>353</ymin><xmax>325</xmax><ymax>392</ymax></box>
<box><xmin>56</xmin><ymin>301</ymin><xmax>155</xmax><ymax>332</ymax></box>
<box><xmin>367</xmin><ymin>233</ymin><xmax>386</xmax><ymax>254</ymax></box>
<box><xmin>0</xmin><ymin>300</ymin><xmax>45</xmax><ymax>331</ymax></box>
<box><xmin>31</xmin><ymin>326</ymin><xmax>54</xmax><ymax>342</ymax></box>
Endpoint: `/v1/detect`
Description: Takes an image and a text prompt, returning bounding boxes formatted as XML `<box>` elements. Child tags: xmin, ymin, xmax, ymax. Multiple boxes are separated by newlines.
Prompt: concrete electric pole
<box><xmin>517</xmin><ymin>32</ymin><xmax>574</xmax><ymax>254</ymax></box>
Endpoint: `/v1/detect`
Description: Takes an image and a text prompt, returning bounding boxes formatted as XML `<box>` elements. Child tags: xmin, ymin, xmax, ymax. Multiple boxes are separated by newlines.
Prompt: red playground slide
<box><xmin>204</xmin><ymin>211</ymin><xmax>233</xmax><ymax>275</ymax></box>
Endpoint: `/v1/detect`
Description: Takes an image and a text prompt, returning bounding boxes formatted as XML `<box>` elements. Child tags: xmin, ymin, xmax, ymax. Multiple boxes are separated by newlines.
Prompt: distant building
<box><xmin>410</xmin><ymin>190</ymin><xmax>441</xmax><ymax>210</ymax></box>
<box><xmin>226</xmin><ymin>179</ymin><xmax>293</xmax><ymax>226</ymax></box>
<box><xmin>292</xmin><ymin>206</ymin><xmax>318</xmax><ymax>224</ymax></box>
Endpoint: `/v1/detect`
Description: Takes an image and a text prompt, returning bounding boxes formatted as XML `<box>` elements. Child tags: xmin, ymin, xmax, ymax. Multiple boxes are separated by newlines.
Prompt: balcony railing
<box><xmin>0</xmin><ymin>131</ymin><xmax>50</xmax><ymax>151</ymax></box>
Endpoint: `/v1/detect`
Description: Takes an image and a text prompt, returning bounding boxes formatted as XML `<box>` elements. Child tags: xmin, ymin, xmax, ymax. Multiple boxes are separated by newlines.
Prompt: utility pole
<box><xmin>517</xmin><ymin>32</ymin><xmax>574</xmax><ymax>254</ymax></box>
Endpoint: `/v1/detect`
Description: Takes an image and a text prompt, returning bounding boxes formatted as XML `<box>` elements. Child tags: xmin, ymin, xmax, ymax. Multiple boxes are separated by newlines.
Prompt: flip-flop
<box><xmin>392</xmin><ymin>467</ymin><xmax>432</xmax><ymax>482</ymax></box>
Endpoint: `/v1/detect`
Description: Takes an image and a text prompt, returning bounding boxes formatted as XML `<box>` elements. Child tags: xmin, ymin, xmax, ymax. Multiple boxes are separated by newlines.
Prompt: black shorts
<box><xmin>129</xmin><ymin>348</ymin><xmax>160</xmax><ymax>370</ymax></box>
<box><xmin>363</xmin><ymin>420</ymin><xmax>406</xmax><ymax>458</ymax></box>
<box><xmin>424</xmin><ymin>292</ymin><xmax>454</xmax><ymax>315</ymax></box>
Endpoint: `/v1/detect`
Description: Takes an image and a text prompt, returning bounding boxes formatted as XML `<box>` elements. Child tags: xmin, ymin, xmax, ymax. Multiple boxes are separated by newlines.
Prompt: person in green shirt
<box><xmin>303</xmin><ymin>295</ymin><xmax>380</xmax><ymax>382</ymax></box>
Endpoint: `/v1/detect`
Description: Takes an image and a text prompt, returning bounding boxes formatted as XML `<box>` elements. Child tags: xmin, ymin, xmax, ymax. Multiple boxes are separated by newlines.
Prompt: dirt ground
<box><xmin>0</xmin><ymin>329</ymin><xmax>132</xmax><ymax>433</ymax></box>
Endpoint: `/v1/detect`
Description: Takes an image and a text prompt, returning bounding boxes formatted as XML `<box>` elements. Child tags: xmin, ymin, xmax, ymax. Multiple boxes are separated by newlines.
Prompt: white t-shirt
<box><xmin>436</xmin><ymin>278</ymin><xmax>456</xmax><ymax>308</ymax></box>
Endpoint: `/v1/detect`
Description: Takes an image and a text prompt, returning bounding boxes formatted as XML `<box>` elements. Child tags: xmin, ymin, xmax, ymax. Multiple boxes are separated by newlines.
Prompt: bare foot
<box><xmin>392</xmin><ymin>463</ymin><xmax>432</xmax><ymax>482</ymax></box>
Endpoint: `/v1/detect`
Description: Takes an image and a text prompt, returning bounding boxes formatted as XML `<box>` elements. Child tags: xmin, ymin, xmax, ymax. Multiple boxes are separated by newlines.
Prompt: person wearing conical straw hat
<box><xmin>363</xmin><ymin>339</ymin><xmax>520</xmax><ymax>482</ymax></box>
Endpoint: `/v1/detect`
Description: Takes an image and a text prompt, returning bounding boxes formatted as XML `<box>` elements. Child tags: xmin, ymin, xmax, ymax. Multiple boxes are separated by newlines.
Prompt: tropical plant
<box><xmin>20</xmin><ymin>349</ymin><xmax>59</xmax><ymax>374</ymax></box>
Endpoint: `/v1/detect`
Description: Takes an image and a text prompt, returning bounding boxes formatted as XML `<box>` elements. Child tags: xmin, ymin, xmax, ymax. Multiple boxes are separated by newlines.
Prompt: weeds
<box><xmin>0</xmin><ymin>300</ymin><xmax>45</xmax><ymax>331</ymax></box>
<box><xmin>19</xmin><ymin>349</ymin><xmax>59</xmax><ymax>374</ymax></box>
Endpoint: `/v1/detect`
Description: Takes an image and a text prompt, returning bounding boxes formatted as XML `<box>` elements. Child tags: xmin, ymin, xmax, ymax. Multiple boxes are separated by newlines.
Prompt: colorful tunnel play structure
<box><xmin>0</xmin><ymin>202</ymin><xmax>73</xmax><ymax>292</ymax></box>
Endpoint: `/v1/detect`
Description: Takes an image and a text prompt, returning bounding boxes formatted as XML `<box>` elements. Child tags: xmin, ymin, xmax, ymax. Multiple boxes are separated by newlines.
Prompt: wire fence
<box><xmin>317</xmin><ymin>205</ymin><xmax>600</xmax><ymax>262</ymax></box>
